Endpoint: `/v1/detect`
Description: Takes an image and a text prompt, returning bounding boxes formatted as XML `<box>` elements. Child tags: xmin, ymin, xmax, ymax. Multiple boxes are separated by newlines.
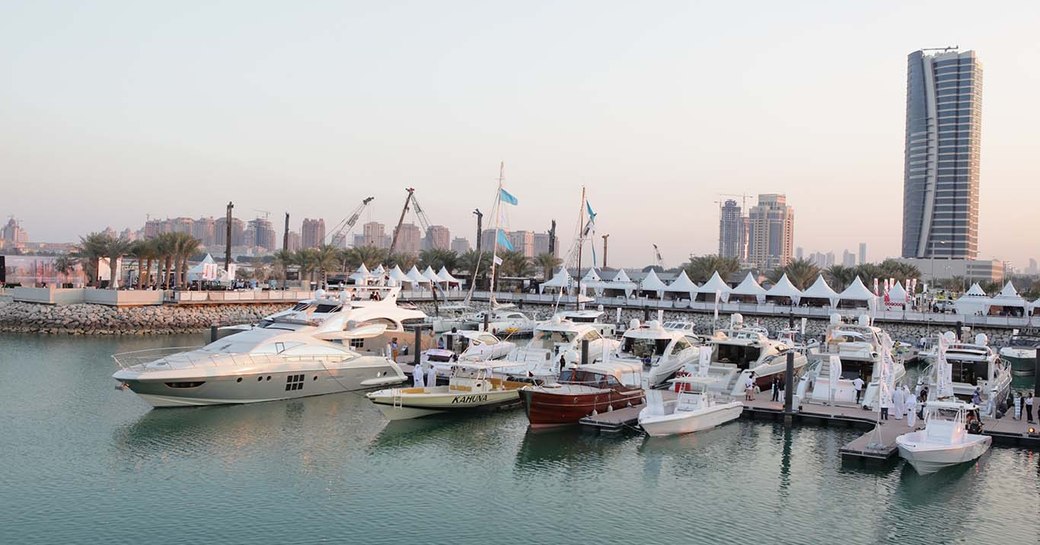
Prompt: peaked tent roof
<box><xmin>965</xmin><ymin>283</ymin><xmax>987</xmax><ymax>297</ymax></box>
<box><xmin>998</xmin><ymin>281</ymin><xmax>1020</xmax><ymax>298</ymax></box>
<box><xmin>801</xmin><ymin>275</ymin><xmax>840</xmax><ymax>306</ymax></box>
<box><xmin>372</xmin><ymin>264</ymin><xmax>385</xmax><ymax>275</ymax></box>
<box><xmin>886</xmin><ymin>281</ymin><xmax>909</xmax><ymax>304</ymax></box>
<box><xmin>612</xmin><ymin>269</ymin><xmax>633</xmax><ymax>283</ymax></box>
<box><xmin>639</xmin><ymin>269</ymin><xmax>668</xmax><ymax>294</ymax></box>
<box><xmin>989</xmin><ymin>281</ymin><xmax>1027</xmax><ymax>308</ymax></box>
<box><xmin>695</xmin><ymin>271</ymin><xmax>732</xmax><ymax>295</ymax></box>
<box><xmin>387</xmin><ymin>264</ymin><xmax>410</xmax><ymax>283</ymax></box>
<box><xmin>582</xmin><ymin>268</ymin><xmax>603</xmax><ymax>283</ymax></box>
<box><xmin>665</xmin><ymin>270</ymin><xmax>698</xmax><ymax>294</ymax></box>
<box><xmin>766</xmin><ymin>273</ymin><xmax>802</xmax><ymax>303</ymax></box>
<box><xmin>349</xmin><ymin>263</ymin><xmax>372</xmax><ymax>283</ymax></box>
<box><xmin>406</xmin><ymin>265</ymin><xmax>431</xmax><ymax>284</ymax></box>
<box><xmin>422</xmin><ymin>265</ymin><xmax>447</xmax><ymax>283</ymax></box>
<box><xmin>438</xmin><ymin>266</ymin><xmax>462</xmax><ymax>284</ymax></box>
<box><xmin>730</xmin><ymin>272</ymin><xmax>767</xmax><ymax>296</ymax></box>
<box><xmin>540</xmin><ymin>268</ymin><xmax>573</xmax><ymax>289</ymax></box>
<box><xmin>839</xmin><ymin>276</ymin><xmax>876</xmax><ymax>301</ymax></box>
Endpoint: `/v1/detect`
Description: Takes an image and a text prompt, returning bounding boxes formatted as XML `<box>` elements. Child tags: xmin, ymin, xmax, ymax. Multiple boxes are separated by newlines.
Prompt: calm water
<box><xmin>1</xmin><ymin>334</ymin><xmax>1038</xmax><ymax>545</ymax></box>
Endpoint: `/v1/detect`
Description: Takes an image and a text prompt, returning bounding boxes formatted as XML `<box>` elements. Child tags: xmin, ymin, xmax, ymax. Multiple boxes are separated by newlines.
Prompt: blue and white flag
<box><xmin>500</xmin><ymin>188</ymin><xmax>519</xmax><ymax>206</ymax></box>
<box><xmin>497</xmin><ymin>229</ymin><xmax>514</xmax><ymax>251</ymax></box>
<box><xmin>585</xmin><ymin>200</ymin><xmax>596</xmax><ymax>223</ymax></box>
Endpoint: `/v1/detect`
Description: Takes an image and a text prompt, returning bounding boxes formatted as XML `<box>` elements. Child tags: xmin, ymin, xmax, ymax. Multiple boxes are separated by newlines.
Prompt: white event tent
<box><xmin>349</xmin><ymin>263</ymin><xmax>372</xmax><ymax>284</ymax></box>
<box><xmin>838</xmin><ymin>277</ymin><xmax>877</xmax><ymax>310</ymax></box>
<box><xmin>603</xmin><ymin>269</ymin><xmax>637</xmax><ymax>297</ymax></box>
<box><xmin>765</xmin><ymin>274</ymin><xmax>802</xmax><ymax>305</ymax></box>
<box><xmin>953</xmin><ymin>283</ymin><xmax>991</xmax><ymax>316</ymax></box>
<box><xmin>437</xmin><ymin>266</ymin><xmax>464</xmax><ymax>288</ymax></box>
<box><xmin>664</xmin><ymin>270</ymin><xmax>698</xmax><ymax>300</ymax></box>
<box><xmin>728</xmin><ymin>272</ymin><xmax>767</xmax><ymax>304</ymax></box>
<box><xmin>801</xmin><ymin>275</ymin><xmax>840</xmax><ymax>307</ymax></box>
<box><xmin>539</xmin><ymin>268</ymin><xmax>573</xmax><ymax>294</ymax></box>
<box><xmin>639</xmin><ymin>269</ymin><xmax>668</xmax><ymax>298</ymax></box>
<box><xmin>694</xmin><ymin>271</ymin><xmax>731</xmax><ymax>303</ymax></box>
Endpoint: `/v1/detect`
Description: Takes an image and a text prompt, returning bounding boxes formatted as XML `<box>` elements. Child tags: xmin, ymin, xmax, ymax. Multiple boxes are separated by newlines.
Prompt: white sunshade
<box><xmin>729</xmin><ymin>272</ymin><xmax>767</xmax><ymax>303</ymax></box>
<box><xmin>406</xmin><ymin>265</ymin><xmax>431</xmax><ymax>284</ymax></box>
<box><xmin>965</xmin><ymin>282</ymin><xmax>987</xmax><ymax>297</ymax></box>
<box><xmin>438</xmin><ymin>266</ymin><xmax>463</xmax><ymax>285</ymax></box>
<box><xmin>422</xmin><ymin>265</ymin><xmax>447</xmax><ymax>283</ymax></box>
<box><xmin>349</xmin><ymin>263</ymin><xmax>372</xmax><ymax>283</ymax></box>
<box><xmin>540</xmin><ymin>268</ymin><xmax>573</xmax><ymax>292</ymax></box>
<box><xmin>639</xmin><ymin>269</ymin><xmax>668</xmax><ymax>296</ymax></box>
<box><xmin>886</xmin><ymin>281</ymin><xmax>909</xmax><ymax>306</ymax></box>
<box><xmin>695</xmin><ymin>271</ymin><xmax>731</xmax><ymax>302</ymax></box>
<box><xmin>801</xmin><ymin>275</ymin><xmax>839</xmax><ymax>306</ymax></box>
<box><xmin>665</xmin><ymin>270</ymin><xmax>698</xmax><ymax>296</ymax></box>
<box><xmin>766</xmin><ymin>273</ymin><xmax>802</xmax><ymax>304</ymax></box>
<box><xmin>387</xmin><ymin>264</ymin><xmax>410</xmax><ymax>284</ymax></box>
<box><xmin>989</xmin><ymin>281</ymin><xmax>1026</xmax><ymax>309</ymax></box>
<box><xmin>838</xmin><ymin>276</ymin><xmax>877</xmax><ymax>309</ymax></box>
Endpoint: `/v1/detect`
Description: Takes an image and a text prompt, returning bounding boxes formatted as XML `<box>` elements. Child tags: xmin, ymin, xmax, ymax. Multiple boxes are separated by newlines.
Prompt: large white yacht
<box><xmin>611</xmin><ymin>320</ymin><xmax>703</xmax><ymax>388</ymax></box>
<box><xmin>923</xmin><ymin>333</ymin><xmax>1012</xmax><ymax>417</ymax></box>
<box><xmin>688</xmin><ymin>314</ymin><xmax>809</xmax><ymax>398</ymax></box>
<box><xmin>492</xmin><ymin>316</ymin><xmax>620</xmax><ymax>381</ymax></box>
<box><xmin>804</xmin><ymin>315</ymin><xmax>906</xmax><ymax>409</ymax></box>
<box><xmin>112</xmin><ymin>287</ymin><xmax>424</xmax><ymax>407</ymax></box>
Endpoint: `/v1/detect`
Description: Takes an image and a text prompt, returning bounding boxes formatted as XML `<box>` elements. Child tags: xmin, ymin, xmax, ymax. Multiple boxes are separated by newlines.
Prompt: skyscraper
<box><xmin>425</xmin><ymin>225</ymin><xmax>450</xmax><ymax>250</ymax></box>
<box><xmin>301</xmin><ymin>218</ymin><xmax>325</xmax><ymax>249</ymax></box>
<box><xmin>395</xmin><ymin>223</ymin><xmax>422</xmax><ymax>255</ymax></box>
<box><xmin>858</xmin><ymin>242</ymin><xmax>867</xmax><ymax>265</ymax></box>
<box><xmin>361</xmin><ymin>222</ymin><xmax>387</xmax><ymax>248</ymax></box>
<box><xmin>718</xmin><ymin>199</ymin><xmax>747</xmax><ymax>260</ymax></box>
<box><xmin>746</xmin><ymin>194</ymin><xmax>794</xmax><ymax>270</ymax></box>
<box><xmin>450</xmin><ymin>237</ymin><xmax>470</xmax><ymax>254</ymax></box>
<box><xmin>902</xmin><ymin>48</ymin><xmax>982</xmax><ymax>259</ymax></box>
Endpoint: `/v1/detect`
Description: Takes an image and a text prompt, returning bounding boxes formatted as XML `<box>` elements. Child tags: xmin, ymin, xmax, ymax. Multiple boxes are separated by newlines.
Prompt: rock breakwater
<box><xmin>0</xmin><ymin>302</ymin><xmax>293</xmax><ymax>335</ymax></box>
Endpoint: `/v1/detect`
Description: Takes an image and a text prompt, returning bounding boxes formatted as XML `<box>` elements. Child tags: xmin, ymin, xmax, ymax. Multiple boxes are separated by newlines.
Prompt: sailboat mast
<box><xmin>575</xmin><ymin>186</ymin><xmax>586</xmax><ymax>310</ymax></box>
<box><xmin>488</xmin><ymin>162</ymin><xmax>504</xmax><ymax>307</ymax></box>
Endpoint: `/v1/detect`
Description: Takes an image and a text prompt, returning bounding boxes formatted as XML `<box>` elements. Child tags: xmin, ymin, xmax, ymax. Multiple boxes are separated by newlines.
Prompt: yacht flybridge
<box><xmin>112</xmin><ymin>287</ymin><xmax>424</xmax><ymax>407</ymax></box>
<box><xmin>612</xmin><ymin>319</ymin><xmax>703</xmax><ymax>388</ymax></box>
<box><xmin>690</xmin><ymin>314</ymin><xmax>808</xmax><ymax>397</ymax></box>
<box><xmin>804</xmin><ymin>315</ymin><xmax>906</xmax><ymax>410</ymax></box>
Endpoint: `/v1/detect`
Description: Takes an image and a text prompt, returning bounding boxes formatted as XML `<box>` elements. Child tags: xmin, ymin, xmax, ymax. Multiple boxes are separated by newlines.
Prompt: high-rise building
<box><xmin>395</xmin><ymin>223</ymin><xmax>422</xmax><ymax>255</ymax></box>
<box><xmin>858</xmin><ymin>242</ymin><xmax>867</xmax><ymax>265</ymax></box>
<box><xmin>842</xmin><ymin>250</ymin><xmax>856</xmax><ymax>267</ymax></box>
<box><xmin>249</xmin><ymin>218</ymin><xmax>277</xmax><ymax>252</ymax></box>
<box><xmin>902</xmin><ymin>48</ymin><xmax>982</xmax><ymax>260</ymax></box>
<box><xmin>425</xmin><ymin>225</ymin><xmax>450</xmax><ymax>250</ymax></box>
<box><xmin>215</xmin><ymin>217</ymin><xmax>245</xmax><ymax>247</ymax></box>
<box><xmin>718</xmin><ymin>199</ymin><xmax>747</xmax><ymax>260</ymax></box>
<box><xmin>746</xmin><ymin>194</ymin><xmax>794</xmax><ymax>270</ymax></box>
<box><xmin>450</xmin><ymin>237</ymin><xmax>471</xmax><ymax>254</ymax></box>
<box><xmin>507</xmin><ymin>230</ymin><xmax>535</xmax><ymax>258</ymax></box>
<box><xmin>286</xmin><ymin>231</ymin><xmax>302</xmax><ymax>252</ymax></box>
<box><xmin>533</xmin><ymin>233</ymin><xmax>556</xmax><ymax>257</ymax></box>
<box><xmin>2</xmin><ymin>218</ymin><xmax>29</xmax><ymax>248</ymax></box>
<box><xmin>795</xmin><ymin>247</ymin><xmax>804</xmax><ymax>260</ymax></box>
<box><xmin>362</xmin><ymin>222</ymin><xmax>387</xmax><ymax>248</ymax></box>
<box><xmin>301</xmin><ymin>218</ymin><xmax>326</xmax><ymax>249</ymax></box>
<box><xmin>192</xmin><ymin>217</ymin><xmax>216</xmax><ymax>247</ymax></box>
<box><xmin>331</xmin><ymin>231</ymin><xmax>347</xmax><ymax>249</ymax></box>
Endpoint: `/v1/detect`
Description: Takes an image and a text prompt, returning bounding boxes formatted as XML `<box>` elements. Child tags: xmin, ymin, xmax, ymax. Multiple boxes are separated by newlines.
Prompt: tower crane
<box><xmin>387</xmin><ymin>188</ymin><xmax>433</xmax><ymax>256</ymax></box>
<box><xmin>326</xmin><ymin>197</ymin><xmax>374</xmax><ymax>245</ymax></box>
<box><xmin>652</xmin><ymin>244</ymin><xmax>665</xmax><ymax>270</ymax></box>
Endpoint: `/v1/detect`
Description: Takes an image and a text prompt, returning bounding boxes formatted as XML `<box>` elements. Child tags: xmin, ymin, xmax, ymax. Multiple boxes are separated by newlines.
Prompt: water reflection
<box><xmin>514</xmin><ymin>427</ymin><xmax>627</xmax><ymax>473</ymax></box>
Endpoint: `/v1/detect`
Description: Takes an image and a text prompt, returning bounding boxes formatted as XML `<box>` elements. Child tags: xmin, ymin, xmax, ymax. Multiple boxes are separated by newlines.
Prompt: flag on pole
<box><xmin>496</xmin><ymin>229</ymin><xmax>513</xmax><ymax>251</ymax></box>
<box><xmin>493</xmin><ymin>255</ymin><xmax>503</xmax><ymax>266</ymax></box>
<box><xmin>499</xmin><ymin>188</ymin><xmax>518</xmax><ymax>206</ymax></box>
<box><xmin>586</xmin><ymin>201</ymin><xmax>596</xmax><ymax>223</ymax></box>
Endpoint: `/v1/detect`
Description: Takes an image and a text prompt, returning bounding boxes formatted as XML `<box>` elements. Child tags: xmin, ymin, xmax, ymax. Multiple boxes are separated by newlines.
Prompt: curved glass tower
<box><xmin>902</xmin><ymin>49</ymin><xmax>982</xmax><ymax>259</ymax></box>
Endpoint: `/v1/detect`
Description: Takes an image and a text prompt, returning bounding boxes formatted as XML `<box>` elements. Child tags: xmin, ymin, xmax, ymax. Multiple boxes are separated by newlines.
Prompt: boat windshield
<box><xmin>715</xmin><ymin>344</ymin><xmax>762</xmax><ymax>369</ymax></box>
<box><xmin>1009</xmin><ymin>336</ymin><xmax>1040</xmax><ymax>347</ymax></box>
<box><xmin>531</xmin><ymin>330</ymin><xmax>574</xmax><ymax>350</ymax></box>
<box><xmin>948</xmin><ymin>359</ymin><xmax>990</xmax><ymax>384</ymax></box>
<box><xmin>558</xmin><ymin>369</ymin><xmax>620</xmax><ymax>388</ymax></box>
<box><xmin>622</xmin><ymin>337</ymin><xmax>669</xmax><ymax>358</ymax></box>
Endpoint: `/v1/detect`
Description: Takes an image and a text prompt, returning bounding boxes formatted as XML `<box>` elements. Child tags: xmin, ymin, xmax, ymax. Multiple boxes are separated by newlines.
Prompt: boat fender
<box><xmin>607</xmin><ymin>405</ymin><xmax>614</xmax><ymax>412</ymax></box>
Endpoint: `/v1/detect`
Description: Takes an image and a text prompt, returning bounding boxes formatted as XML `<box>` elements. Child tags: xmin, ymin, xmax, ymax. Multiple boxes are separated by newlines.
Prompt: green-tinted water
<box><xmin>1</xmin><ymin>333</ymin><xmax>1038</xmax><ymax>544</ymax></box>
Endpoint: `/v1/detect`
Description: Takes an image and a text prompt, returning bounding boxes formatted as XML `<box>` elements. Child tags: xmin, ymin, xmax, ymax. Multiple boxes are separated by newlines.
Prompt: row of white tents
<box><xmin>953</xmin><ymin>281</ymin><xmax>1034</xmax><ymax>316</ymax></box>
<box><xmin>540</xmin><ymin>268</ymin><xmax>884</xmax><ymax>309</ymax></box>
<box><xmin>349</xmin><ymin>263</ymin><xmax>463</xmax><ymax>289</ymax></box>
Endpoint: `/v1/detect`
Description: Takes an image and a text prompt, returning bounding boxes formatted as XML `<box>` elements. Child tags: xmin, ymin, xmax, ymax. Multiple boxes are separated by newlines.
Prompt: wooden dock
<box><xmin>579</xmin><ymin>405</ymin><xmax>645</xmax><ymax>433</ymax></box>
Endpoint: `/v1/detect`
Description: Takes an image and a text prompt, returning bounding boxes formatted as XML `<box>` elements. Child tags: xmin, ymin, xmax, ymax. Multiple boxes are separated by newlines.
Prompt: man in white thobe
<box><xmin>892</xmin><ymin>385</ymin><xmax>905</xmax><ymax>420</ymax></box>
<box><xmin>905</xmin><ymin>392</ymin><xmax>917</xmax><ymax>427</ymax></box>
<box><xmin>426</xmin><ymin>361</ymin><xmax>438</xmax><ymax>388</ymax></box>
<box><xmin>413</xmin><ymin>362</ymin><xmax>425</xmax><ymax>388</ymax></box>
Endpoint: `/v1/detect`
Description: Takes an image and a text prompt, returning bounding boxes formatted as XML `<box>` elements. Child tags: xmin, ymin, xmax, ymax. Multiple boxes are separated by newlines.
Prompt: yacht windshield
<box><xmin>557</xmin><ymin>369</ymin><xmax>620</xmax><ymax>388</ymax></box>
<box><xmin>715</xmin><ymin>344</ymin><xmax>762</xmax><ymax>369</ymax></box>
<box><xmin>1010</xmin><ymin>337</ymin><xmax>1040</xmax><ymax>347</ymax></box>
<box><xmin>532</xmin><ymin>330</ymin><xmax>574</xmax><ymax>350</ymax></box>
<box><xmin>622</xmin><ymin>337</ymin><xmax>669</xmax><ymax>358</ymax></box>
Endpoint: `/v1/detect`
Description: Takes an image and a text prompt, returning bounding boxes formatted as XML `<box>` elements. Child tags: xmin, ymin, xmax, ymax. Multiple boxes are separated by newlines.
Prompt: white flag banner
<box><xmin>493</xmin><ymin>255</ymin><xmax>503</xmax><ymax>266</ymax></box>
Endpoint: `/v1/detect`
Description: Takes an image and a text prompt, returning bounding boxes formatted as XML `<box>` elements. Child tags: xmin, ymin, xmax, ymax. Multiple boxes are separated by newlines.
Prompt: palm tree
<box><xmin>683</xmin><ymin>254</ymin><xmax>741</xmax><ymax>284</ymax></box>
<box><xmin>824</xmin><ymin>265</ymin><xmax>857</xmax><ymax>292</ymax></box>
<box><xmin>498</xmin><ymin>250</ymin><xmax>533</xmax><ymax>278</ymax></box>
<box><xmin>171</xmin><ymin>233</ymin><xmax>201</xmax><ymax>289</ymax></box>
<box><xmin>388</xmin><ymin>252</ymin><xmax>419</xmax><ymax>271</ymax></box>
<box><xmin>295</xmin><ymin>248</ymin><xmax>319</xmax><ymax>285</ymax></box>
<box><xmin>152</xmin><ymin>233</ymin><xmax>179</xmax><ymax>288</ymax></box>
<box><xmin>769</xmin><ymin>258</ymin><xmax>820</xmax><ymax>290</ymax></box>
<box><xmin>75</xmin><ymin>232</ymin><xmax>112</xmax><ymax>287</ymax></box>
<box><xmin>54</xmin><ymin>255</ymin><xmax>77</xmax><ymax>288</ymax></box>
<box><xmin>419</xmin><ymin>248</ymin><xmax>458</xmax><ymax>272</ymax></box>
<box><xmin>314</xmin><ymin>244</ymin><xmax>342</xmax><ymax>287</ymax></box>
<box><xmin>129</xmin><ymin>239</ymin><xmax>159</xmax><ymax>289</ymax></box>
<box><xmin>341</xmin><ymin>246</ymin><xmax>386</xmax><ymax>270</ymax></box>
<box><xmin>534</xmin><ymin>252</ymin><xmax>562</xmax><ymax>280</ymax></box>
<box><xmin>457</xmin><ymin>250</ymin><xmax>492</xmax><ymax>288</ymax></box>
<box><xmin>272</xmin><ymin>249</ymin><xmax>296</xmax><ymax>287</ymax></box>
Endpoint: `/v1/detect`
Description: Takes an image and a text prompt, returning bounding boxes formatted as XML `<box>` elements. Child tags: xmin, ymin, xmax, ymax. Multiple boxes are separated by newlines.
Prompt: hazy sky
<box><xmin>2</xmin><ymin>1</ymin><xmax>1038</xmax><ymax>268</ymax></box>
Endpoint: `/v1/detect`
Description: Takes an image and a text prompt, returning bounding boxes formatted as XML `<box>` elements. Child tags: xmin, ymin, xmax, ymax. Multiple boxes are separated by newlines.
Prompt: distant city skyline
<box><xmin>2</xmin><ymin>3</ymin><xmax>1039</xmax><ymax>267</ymax></box>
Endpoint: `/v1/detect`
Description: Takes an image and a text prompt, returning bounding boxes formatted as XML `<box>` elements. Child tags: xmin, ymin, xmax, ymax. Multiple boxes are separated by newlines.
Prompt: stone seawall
<box><xmin>411</xmin><ymin>301</ymin><xmax>1015</xmax><ymax>345</ymax></box>
<box><xmin>0</xmin><ymin>302</ymin><xmax>294</xmax><ymax>335</ymax></box>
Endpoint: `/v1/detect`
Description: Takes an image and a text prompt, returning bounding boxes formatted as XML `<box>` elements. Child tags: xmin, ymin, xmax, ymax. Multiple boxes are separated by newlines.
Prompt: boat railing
<box><xmin>111</xmin><ymin>346</ymin><xmax>362</xmax><ymax>370</ymax></box>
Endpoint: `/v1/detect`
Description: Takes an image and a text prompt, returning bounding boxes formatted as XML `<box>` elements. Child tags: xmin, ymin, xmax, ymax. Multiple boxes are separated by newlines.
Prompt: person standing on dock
<box><xmin>745</xmin><ymin>373</ymin><xmax>756</xmax><ymax>401</ymax></box>
<box><xmin>905</xmin><ymin>393</ymin><xmax>917</xmax><ymax>427</ymax></box>
<box><xmin>391</xmin><ymin>338</ymin><xmax>399</xmax><ymax>361</ymax></box>
<box><xmin>771</xmin><ymin>375</ymin><xmax>782</xmax><ymax>402</ymax></box>
<box><xmin>853</xmin><ymin>375</ymin><xmax>865</xmax><ymax>407</ymax></box>
<box><xmin>413</xmin><ymin>361</ymin><xmax>425</xmax><ymax>388</ymax></box>
<box><xmin>1013</xmin><ymin>391</ymin><xmax>1022</xmax><ymax>420</ymax></box>
<box><xmin>893</xmin><ymin>385</ymin><xmax>905</xmax><ymax>420</ymax></box>
<box><xmin>1026</xmin><ymin>392</ymin><xmax>1035</xmax><ymax>424</ymax></box>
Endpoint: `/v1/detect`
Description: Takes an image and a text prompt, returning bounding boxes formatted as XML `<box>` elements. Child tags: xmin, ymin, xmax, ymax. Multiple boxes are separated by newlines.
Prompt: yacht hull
<box><xmin>999</xmin><ymin>348</ymin><xmax>1036</xmax><ymax>376</ymax></box>
<box><xmin>519</xmin><ymin>387</ymin><xmax>645</xmax><ymax>429</ymax></box>
<box><xmin>114</xmin><ymin>362</ymin><xmax>406</xmax><ymax>408</ymax></box>
<box><xmin>638</xmin><ymin>402</ymin><xmax>743</xmax><ymax>437</ymax></box>
<box><xmin>366</xmin><ymin>386</ymin><xmax>522</xmax><ymax>420</ymax></box>
<box><xmin>895</xmin><ymin>431</ymin><xmax>991</xmax><ymax>475</ymax></box>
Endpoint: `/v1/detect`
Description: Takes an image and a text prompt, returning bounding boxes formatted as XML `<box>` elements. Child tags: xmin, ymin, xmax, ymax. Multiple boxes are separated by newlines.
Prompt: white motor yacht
<box><xmin>424</xmin><ymin>331</ymin><xmax>517</xmax><ymax>378</ymax></box>
<box><xmin>805</xmin><ymin>315</ymin><xmax>906</xmax><ymax>409</ymax></box>
<box><xmin>611</xmin><ymin>320</ymin><xmax>703</xmax><ymax>388</ymax></box>
<box><xmin>493</xmin><ymin>316</ymin><xmax>620</xmax><ymax>381</ymax></box>
<box><xmin>366</xmin><ymin>362</ymin><xmax>527</xmax><ymax>420</ymax></box>
<box><xmin>463</xmin><ymin>304</ymin><xmax>535</xmax><ymax>336</ymax></box>
<box><xmin>112</xmin><ymin>287</ymin><xmax>424</xmax><ymax>407</ymax></box>
<box><xmin>638</xmin><ymin>376</ymin><xmax>743</xmax><ymax>437</ymax></box>
<box><xmin>922</xmin><ymin>333</ymin><xmax>1012</xmax><ymax>417</ymax></box>
<box><xmin>688</xmin><ymin>315</ymin><xmax>808</xmax><ymax>398</ymax></box>
<box><xmin>895</xmin><ymin>401</ymin><xmax>991</xmax><ymax>475</ymax></box>
<box><xmin>999</xmin><ymin>328</ymin><xmax>1040</xmax><ymax>376</ymax></box>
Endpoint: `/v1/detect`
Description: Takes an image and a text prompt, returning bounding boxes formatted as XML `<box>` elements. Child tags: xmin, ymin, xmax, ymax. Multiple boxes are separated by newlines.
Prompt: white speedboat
<box><xmin>896</xmin><ymin>401</ymin><xmax>991</xmax><ymax>475</ymax></box>
<box><xmin>366</xmin><ymin>362</ymin><xmax>527</xmax><ymax>420</ymax></box>
<box><xmin>612</xmin><ymin>320</ymin><xmax>702</xmax><ymax>388</ymax></box>
<box><xmin>112</xmin><ymin>287</ymin><xmax>423</xmax><ymax>407</ymax></box>
<box><xmin>638</xmin><ymin>376</ymin><xmax>743</xmax><ymax>437</ymax></box>
<box><xmin>806</xmin><ymin>315</ymin><xmax>906</xmax><ymax>409</ymax></box>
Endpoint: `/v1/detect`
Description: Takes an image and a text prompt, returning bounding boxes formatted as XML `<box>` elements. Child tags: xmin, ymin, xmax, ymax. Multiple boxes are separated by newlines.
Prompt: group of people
<box><xmin>1010</xmin><ymin>391</ymin><xmax>1036</xmax><ymax>423</ymax></box>
<box><xmin>879</xmin><ymin>381</ymin><xmax>923</xmax><ymax>427</ymax></box>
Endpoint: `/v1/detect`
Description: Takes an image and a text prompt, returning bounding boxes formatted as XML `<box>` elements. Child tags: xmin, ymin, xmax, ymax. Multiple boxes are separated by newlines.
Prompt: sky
<box><xmin>2</xmin><ymin>1</ymin><xmax>1039</xmax><ymax>268</ymax></box>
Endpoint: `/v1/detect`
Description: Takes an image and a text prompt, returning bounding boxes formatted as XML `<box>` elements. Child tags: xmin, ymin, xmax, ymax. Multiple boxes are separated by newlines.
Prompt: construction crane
<box><xmin>387</xmin><ymin>188</ymin><xmax>433</xmax><ymax>256</ymax></box>
<box><xmin>921</xmin><ymin>45</ymin><xmax>959</xmax><ymax>53</ymax></box>
<box><xmin>715</xmin><ymin>193</ymin><xmax>752</xmax><ymax>212</ymax></box>
<box><xmin>326</xmin><ymin>197</ymin><xmax>374</xmax><ymax>245</ymax></box>
<box><xmin>652</xmin><ymin>244</ymin><xmax>665</xmax><ymax>270</ymax></box>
